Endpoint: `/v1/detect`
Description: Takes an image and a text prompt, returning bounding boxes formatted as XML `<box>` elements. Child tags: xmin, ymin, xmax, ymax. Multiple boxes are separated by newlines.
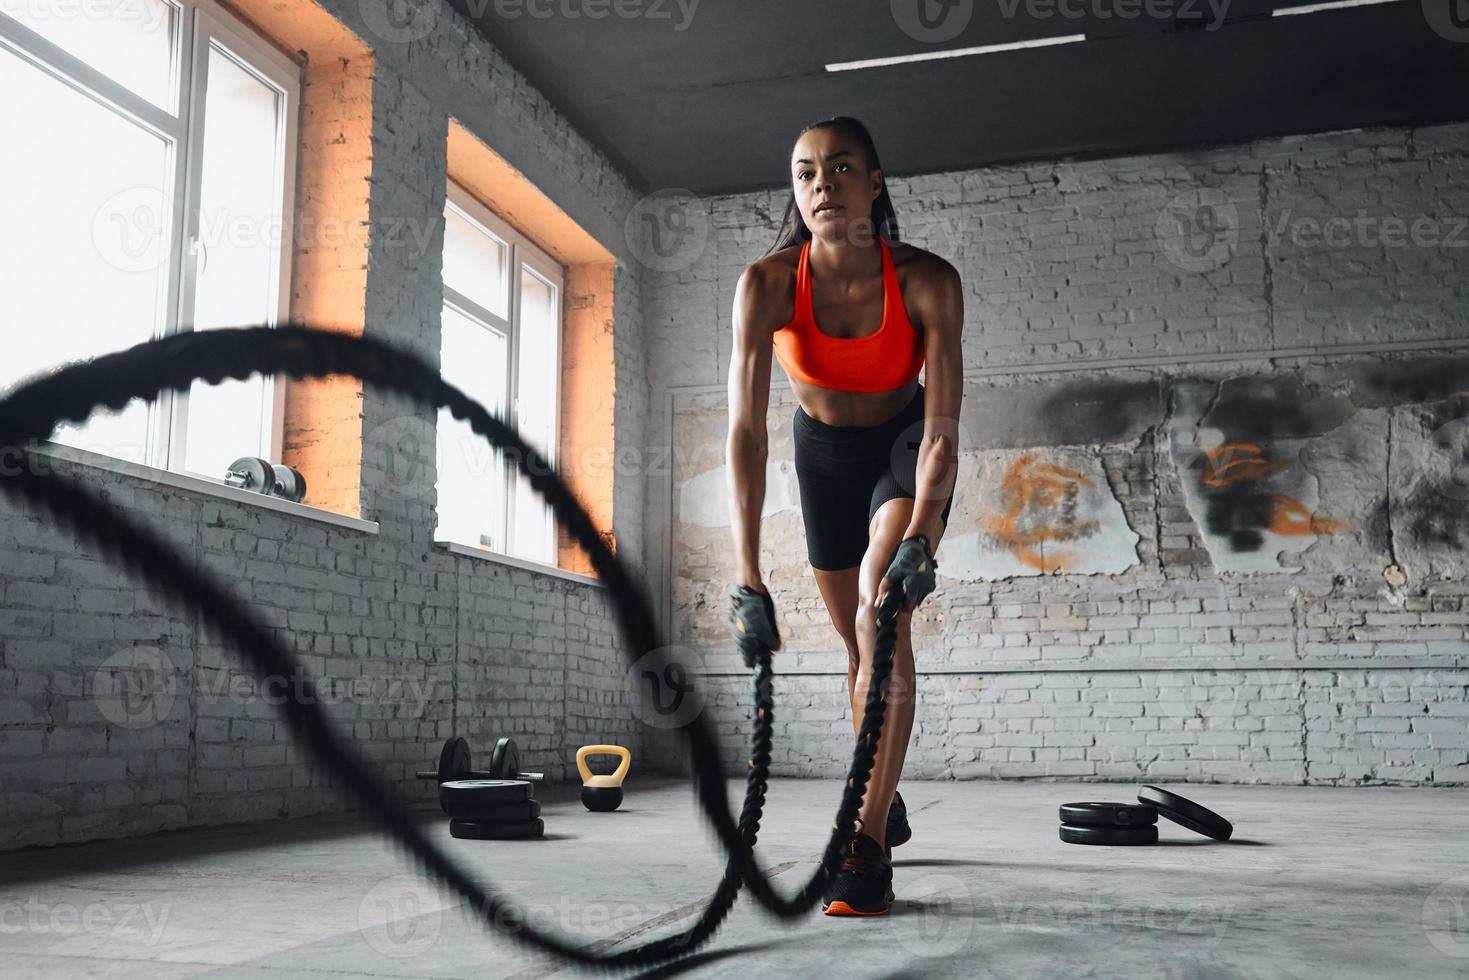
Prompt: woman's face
<box><xmin>790</xmin><ymin>127</ymin><xmax>882</xmax><ymax>243</ymax></box>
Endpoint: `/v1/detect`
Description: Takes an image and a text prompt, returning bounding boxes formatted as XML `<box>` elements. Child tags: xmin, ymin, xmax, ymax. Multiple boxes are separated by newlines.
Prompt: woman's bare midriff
<box><xmin>791</xmin><ymin>377</ymin><xmax>919</xmax><ymax>427</ymax></box>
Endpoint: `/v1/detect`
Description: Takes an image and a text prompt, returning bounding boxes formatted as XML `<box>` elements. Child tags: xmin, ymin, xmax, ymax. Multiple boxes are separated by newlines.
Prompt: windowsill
<box><xmin>436</xmin><ymin>541</ymin><xmax>604</xmax><ymax>589</ymax></box>
<box><xmin>26</xmin><ymin>441</ymin><xmax>380</xmax><ymax>535</ymax></box>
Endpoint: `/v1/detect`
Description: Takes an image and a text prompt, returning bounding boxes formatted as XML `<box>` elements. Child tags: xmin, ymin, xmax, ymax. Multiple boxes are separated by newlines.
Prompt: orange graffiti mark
<box><xmin>982</xmin><ymin>454</ymin><xmax>1099</xmax><ymax>573</ymax></box>
<box><xmin>1265</xmin><ymin>494</ymin><xmax>1346</xmax><ymax>537</ymax></box>
<box><xmin>1197</xmin><ymin>442</ymin><xmax>1344</xmax><ymax>543</ymax></box>
<box><xmin>1201</xmin><ymin>443</ymin><xmax>1290</xmax><ymax>488</ymax></box>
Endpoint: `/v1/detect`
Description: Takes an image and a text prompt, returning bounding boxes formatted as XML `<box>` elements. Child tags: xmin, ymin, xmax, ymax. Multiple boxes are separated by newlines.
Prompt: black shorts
<box><xmin>792</xmin><ymin>384</ymin><xmax>954</xmax><ymax>571</ymax></box>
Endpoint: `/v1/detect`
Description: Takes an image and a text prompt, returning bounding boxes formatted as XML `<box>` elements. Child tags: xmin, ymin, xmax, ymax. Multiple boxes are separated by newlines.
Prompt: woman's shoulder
<box><xmin>746</xmin><ymin>243</ymin><xmax>803</xmax><ymax>281</ymax></box>
<box><xmin>888</xmin><ymin>240</ymin><xmax>960</xmax><ymax>285</ymax></box>
<box><xmin>738</xmin><ymin>245</ymin><xmax>802</xmax><ymax>302</ymax></box>
<box><xmin>735</xmin><ymin>246</ymin><xmax>802</xmax><ymax>333</ymax></box>
<box><xmin>889</xmin><ymin>241</ymin><xmax>963</xmax><ymax>331</ymax></box>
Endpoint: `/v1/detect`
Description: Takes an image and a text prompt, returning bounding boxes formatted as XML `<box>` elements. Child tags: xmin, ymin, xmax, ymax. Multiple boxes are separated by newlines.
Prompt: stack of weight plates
<box><xmin>1058</xmin><ymin>786</ymin><xmax>1234</xmax><ymax>845</ymax></box>
<box><xmin>1058</xmin><ymin>801</ymin><xmax>1159</xmax><ymax>845</ymax></box>
<box><xmin>440</xmin><ymin>779</ymin><xmax>543</xmax><ymax>840</ymax></box>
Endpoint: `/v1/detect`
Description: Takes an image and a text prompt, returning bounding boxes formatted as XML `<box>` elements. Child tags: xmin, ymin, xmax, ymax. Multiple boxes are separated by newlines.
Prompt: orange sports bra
<box><xmin>771</xmin><ymin>237</ymin><xmax>924</xmax><ymax>393</ymax></box>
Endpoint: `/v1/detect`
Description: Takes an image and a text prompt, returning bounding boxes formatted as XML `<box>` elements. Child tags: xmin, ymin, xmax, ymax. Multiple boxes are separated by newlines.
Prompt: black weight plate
<box><xmin>491</xmin><ymin>736</ymin><xmax>519</xmax><ymax>780</ymax></box>
<box><xmin>441</xmin><ymin>798</ymin><xmax>542</xmax><ymax>822</ymax></box>
<box><xmin>1059</xmin><ymin>802</ymin><xmax>1158</xmax><ymax>828</ymax></box>
<box><xmin>437</xmin><ymin>737</ymin><xmax>471</xmax><ymax>784</ymax></box>
<box><xmin>1059</xmin><ymin>823</ymin><xmax>1158</xmax><ymax>846</ymax></box>
<box><xmin>439</xmin><ymin>779</ymin><xmax>533</xmax><ymax>804</ymax></box>
<box><xmin>450</xmin><ymin>818</ymin><xmax>544</xmax><ymax>841</ymax></box>
<box><xmin>1138</xmin><ymin>785</ymin><xmax>1233</xmax><ymax>841</ymax></box>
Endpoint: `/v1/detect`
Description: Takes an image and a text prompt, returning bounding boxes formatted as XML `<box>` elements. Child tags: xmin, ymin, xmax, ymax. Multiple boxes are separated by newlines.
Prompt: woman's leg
<box><xmin>811</xmin><ymin>567</ymin><xmax>862</xmax><ymax>732</ymax></box>
<box><xmin>850</xmin><ymin>499</ymin><xmax>947</xmax><ymax>847</ymax></box>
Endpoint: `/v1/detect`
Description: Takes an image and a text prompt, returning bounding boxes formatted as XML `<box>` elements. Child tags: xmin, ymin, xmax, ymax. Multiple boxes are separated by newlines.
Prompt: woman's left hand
<box><xmin>876</xmin><ymin>534</ymin><xmax>937</xmax><ymax>614</ymax></box>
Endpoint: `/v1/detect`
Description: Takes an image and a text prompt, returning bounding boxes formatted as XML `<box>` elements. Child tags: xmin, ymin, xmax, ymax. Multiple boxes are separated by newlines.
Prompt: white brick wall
<box><xmin>0</xmin><ymin>450</ymin><xmax>647</xmax><ymax>849</ymax></box>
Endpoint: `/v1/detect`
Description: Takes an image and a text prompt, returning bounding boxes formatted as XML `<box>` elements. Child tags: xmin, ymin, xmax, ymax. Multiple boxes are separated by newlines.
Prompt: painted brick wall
<box><xmin>642</xmin><ymin>121</ymin><xmax>1469</xmax><ymax>787</ymax></box>
<box><xmin>0</xmin><ymin>0</ymin><xmax>653</xmax><ymax>849</ymax></box>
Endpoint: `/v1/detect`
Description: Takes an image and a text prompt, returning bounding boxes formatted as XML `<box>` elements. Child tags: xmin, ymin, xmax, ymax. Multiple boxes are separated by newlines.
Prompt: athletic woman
<box><xmin>724</xmin><ymin>116</ymin><xmax>963</xmax><ymax>917</ymax></box>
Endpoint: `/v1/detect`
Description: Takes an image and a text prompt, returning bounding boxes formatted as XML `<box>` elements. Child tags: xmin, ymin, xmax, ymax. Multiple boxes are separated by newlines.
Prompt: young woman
<box><xmin>724</xmin><ymin>116</ymin><xmax>963</xmax><ymax>917</ymax></box>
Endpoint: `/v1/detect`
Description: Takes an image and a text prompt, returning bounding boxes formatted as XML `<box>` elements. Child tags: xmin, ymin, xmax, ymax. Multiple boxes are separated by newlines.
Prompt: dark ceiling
<box><xmin>448</xmin><ymin>0</ymin><xmax>1469</xmax><ymax>196</ymax></box>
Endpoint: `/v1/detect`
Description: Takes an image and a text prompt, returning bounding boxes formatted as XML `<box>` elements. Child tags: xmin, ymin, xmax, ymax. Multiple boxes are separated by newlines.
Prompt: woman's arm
<box><xmin>905</xmin><ymin>256</ymin><xmax>965</xmax><ymax>542</ymax></box>
<box><xmin>726</xmin><ymin>262</ymin><xmax>779</xmax><ymax>590</ymax></box>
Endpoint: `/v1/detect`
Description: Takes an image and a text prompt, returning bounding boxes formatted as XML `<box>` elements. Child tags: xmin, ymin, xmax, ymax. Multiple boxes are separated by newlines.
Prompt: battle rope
<box><xmin>0</xmin><ymin>326</ymin><xmax>905</xmax><ymax>970</ymax></box>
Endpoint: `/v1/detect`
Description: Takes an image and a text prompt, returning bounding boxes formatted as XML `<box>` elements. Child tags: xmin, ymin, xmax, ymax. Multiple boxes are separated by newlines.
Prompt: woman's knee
<box><xmin>854</xmin><ymin>595</ymin><xmax>911</xmax><ymax>649</ymax></box>
<box><xmin>855</xmin><ymin>593</ymin><xmax>878</xmax><ymax>637</ymax></box>
<box><xmin>832</xmin><ymin>620</ymin><xmax>860</xmax><ymax>666</ymax></box>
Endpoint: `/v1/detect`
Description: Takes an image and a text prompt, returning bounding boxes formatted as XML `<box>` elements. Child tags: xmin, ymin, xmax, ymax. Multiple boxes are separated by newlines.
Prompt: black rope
<box><xmin>0</xmin><ymin>326</ymin><xmax>905</xmax><ymax>970</ymax></box>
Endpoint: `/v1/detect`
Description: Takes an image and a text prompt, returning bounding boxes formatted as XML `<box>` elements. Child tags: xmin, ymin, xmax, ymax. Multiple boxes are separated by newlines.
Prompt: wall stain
<box><xmin>982</xmin><ymin>454</ymin><xmax>1100</xmax><ymax>573</ymax></box>
<box><xmin>1353</xmin><ymin>358</ymin><xmax>1469</xmax><ymax>408</ymax></box>
<box><xmin>1200</xmin><ymin>377</ymin><xmax>1356</xmax><ymax>442</ymax></box>
<box><xmin>1197</xmin><ymin>443</ymin><xmax>1344</xmax><ymax>553</ymax></box>
<box><xmin>1399</xmin><ymin>397</ymin><xmax>1469</xmax><ymax>554</ymax></box>
<box><xmin>1034</xmin><ymin>378</ymin><xmax>1164</xmax><ymax>447</ymax></box>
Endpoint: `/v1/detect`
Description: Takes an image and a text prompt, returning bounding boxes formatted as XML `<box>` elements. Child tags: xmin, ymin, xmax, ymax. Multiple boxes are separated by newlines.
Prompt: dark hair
<box><xmin>764</xmin><ymin>116</ymin><xmax>900</xmax><ymax>256</ymax></box>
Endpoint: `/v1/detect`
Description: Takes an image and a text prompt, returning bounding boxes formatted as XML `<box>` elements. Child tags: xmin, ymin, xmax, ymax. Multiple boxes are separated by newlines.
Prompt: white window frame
<box><xmin>440</xmin><ymin>180</ymin><xmax>564</xmax><ymax>563</ymax></box>
<box><xmin>0</xmin><ymin>0</ymin><xmax>299</xmax><ymax>476</ymax></box>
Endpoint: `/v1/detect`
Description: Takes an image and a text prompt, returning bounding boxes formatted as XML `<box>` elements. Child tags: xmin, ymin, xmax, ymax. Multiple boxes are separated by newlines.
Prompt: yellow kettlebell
<box><xmin>577</xmin><ymin>744</ymin><xmax>630</xmax><ymax>812</ymax></box>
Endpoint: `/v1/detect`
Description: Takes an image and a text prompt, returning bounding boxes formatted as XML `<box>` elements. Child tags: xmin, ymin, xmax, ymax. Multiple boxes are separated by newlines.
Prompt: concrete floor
<box><xmin>2</xmin><ymin>779</ymin><xmax>1467</xmax><ymax>979</ymax></box>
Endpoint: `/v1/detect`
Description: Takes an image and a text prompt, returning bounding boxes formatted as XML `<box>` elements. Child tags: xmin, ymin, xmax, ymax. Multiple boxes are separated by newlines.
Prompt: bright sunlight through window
<box><xmin>0</xmin><ymin>0</ymin><xmax>297</xmax><ymax>478</ymax></box>
<box><xmin>438</xmin><ymin>183</ymin><xmax>562</xmax><ymax>566</ymax></box>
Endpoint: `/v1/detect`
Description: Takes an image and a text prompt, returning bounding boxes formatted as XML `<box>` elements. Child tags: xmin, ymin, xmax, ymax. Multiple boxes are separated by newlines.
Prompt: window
<box><xmin>438</xmin><ymin>181</ymin><xmax>562</xmax><ymax>566</ymax></box>
<box><xmin>0</xmin><ymin>0</ymin><xmax>298</xmax><ymax>480</ymax></box>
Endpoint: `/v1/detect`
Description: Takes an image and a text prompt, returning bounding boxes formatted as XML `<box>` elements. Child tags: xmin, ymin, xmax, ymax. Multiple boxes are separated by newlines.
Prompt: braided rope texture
<box><xmin>0</xmin><ymin>326</ymin><xmax>905</xmax><ymax>970</ymax></box>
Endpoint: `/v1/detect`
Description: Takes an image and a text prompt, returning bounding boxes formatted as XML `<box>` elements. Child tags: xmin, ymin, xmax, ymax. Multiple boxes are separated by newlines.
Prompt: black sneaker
<box><xmin>886</xmin><ymin>790</ymin><xmax>911</xmax><ymax>856</ymax></box>
<box><xmin>822</xmin><ymin>831</ymin><xmax>895</xmax><ymax>917</ymax></box>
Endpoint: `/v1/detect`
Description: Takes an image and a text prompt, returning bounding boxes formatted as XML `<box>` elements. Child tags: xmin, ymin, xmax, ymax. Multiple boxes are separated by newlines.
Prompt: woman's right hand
<box><xmin>728</xmin><ymin>582</ymin><xmax>782</xmax><ymax>666</ymax></box>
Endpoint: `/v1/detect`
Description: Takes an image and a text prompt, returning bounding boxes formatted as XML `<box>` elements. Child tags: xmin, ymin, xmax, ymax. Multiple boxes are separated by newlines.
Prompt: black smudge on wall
<box><xmin>1204</xmin><ymin>489</ymin><xmax>1275</xmax><ymax>553</ymax></box>
<box><xmin>1349</xmin><ymin>358</ymin><xmax>1469</xmax><ymax>409</ymax></box>
<box><xmin>1199</xmin><ymin>376</ymin><xmax>1357</xmax><ymax>442</ymax></box>
<box><xmin>965</xmin><ymin>376</ymin><xmax>1164</xmax><ymax>449</ymax></box>
<box><xmin>1399</xmin><ymin>394</ymin><xmax>1469</xmax><ymax>552</ymax></box>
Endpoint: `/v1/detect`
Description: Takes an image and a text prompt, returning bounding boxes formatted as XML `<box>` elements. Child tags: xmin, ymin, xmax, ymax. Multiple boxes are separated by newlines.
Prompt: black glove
<box><xmin>883</xmin><ymin>534</ymin><xmax>937</xmax><ymax>611</ymax></box>
<box><xmin>728</xmin><ymin>584</ymin><xmax>780</xmax><ymax>667</ymax></box>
